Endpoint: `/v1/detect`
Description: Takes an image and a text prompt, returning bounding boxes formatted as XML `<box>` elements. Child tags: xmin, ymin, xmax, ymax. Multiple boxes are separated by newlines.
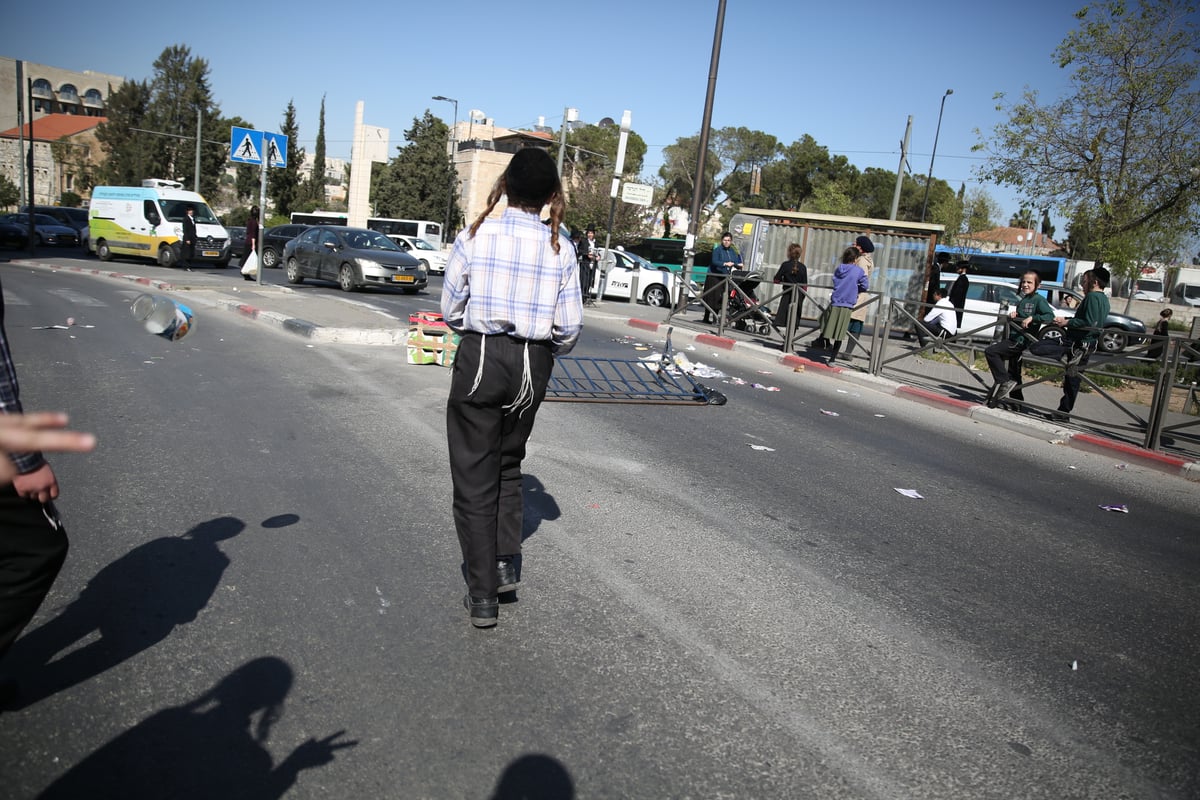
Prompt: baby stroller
<box><xmin>726</xmin><ymin>271</ymin><xmax>774</xmax><ymax>335</ymax></box>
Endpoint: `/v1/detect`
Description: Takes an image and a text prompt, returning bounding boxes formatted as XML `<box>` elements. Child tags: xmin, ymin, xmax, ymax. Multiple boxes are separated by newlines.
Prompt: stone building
<box><xmin>0</xmin><ymin>114</ymin><xmax>106</xmax><ymax>207</ymax></box>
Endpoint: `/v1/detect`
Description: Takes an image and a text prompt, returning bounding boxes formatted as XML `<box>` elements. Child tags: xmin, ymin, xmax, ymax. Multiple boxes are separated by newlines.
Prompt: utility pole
<box><xmin>890</xmin><ymin>116</ymin><xmax>912</xmax><ymax>221</ymax></box>
<box><xmin>676</xmin><ymin>0</ymin><xmax>727</xmax><ymax>313</ymax></box>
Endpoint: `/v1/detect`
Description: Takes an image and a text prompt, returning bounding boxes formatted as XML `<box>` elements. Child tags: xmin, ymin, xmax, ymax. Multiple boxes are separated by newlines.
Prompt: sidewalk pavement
<box><xmin>17</xmin><ymin>259</ymin><xmax>1200</xmax><ymax>483</ymax></box>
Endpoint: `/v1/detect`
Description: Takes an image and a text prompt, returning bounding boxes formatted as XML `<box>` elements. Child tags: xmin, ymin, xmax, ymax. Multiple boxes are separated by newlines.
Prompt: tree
<box><xmin>558</xmin><ymin>122</ymin><xmax>646</xmax><ymax>179</ymax></box>
<box><xmin>978</xmin><ymin>0</ymin><xmax>1200</xmax><ymax>283</ymax></box>
<box><xmin>659</xmin><ymin>127</ymin><xmax>779</xmax><ymax>231</ymax></box>
<box><xmin>95</xmin><ymin>79</ymin><xmax>155</xmax><ymax>186</ymax></box>
<box><xmin>93</xmin><ymin>47</ymin><xmax>229</xmax><ymax>197</ymax></box>
<box><xmin>304</xmin><ymin>95</ymin><xmax>328</xmax><ymax>207</ymax></box>
<box><xmin>372</xmin><ymin>111</ymin><xmax>459</xmax><ymax>228</ymax></box>
<box><xmin>0</xmin><ymin>174</ymin><xmax>18</xmax><ymax>208</ymax></box>
<box><xmin>267</xmin><ymin>100</ymin><xmax>304</xmax><ymax>216</ymax></box>
<box><xmin>963</xmin><ymin>188</ymin><xmax>1002</xmax><ymax>235</ymax></box>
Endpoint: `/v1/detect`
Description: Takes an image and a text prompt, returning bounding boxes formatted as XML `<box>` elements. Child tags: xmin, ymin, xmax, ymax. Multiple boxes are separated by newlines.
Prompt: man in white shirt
<box><xmin>917</xmin><ymin>287</ymin><xmax>957</xmax><ymax>345</ymax></box>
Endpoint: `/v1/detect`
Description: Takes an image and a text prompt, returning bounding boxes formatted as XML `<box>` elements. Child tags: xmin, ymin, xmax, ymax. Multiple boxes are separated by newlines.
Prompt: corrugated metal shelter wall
<box><xmin>732</xmin><ymin>213</ymin><xmax>937</xmax><ymax>322</ymax></box>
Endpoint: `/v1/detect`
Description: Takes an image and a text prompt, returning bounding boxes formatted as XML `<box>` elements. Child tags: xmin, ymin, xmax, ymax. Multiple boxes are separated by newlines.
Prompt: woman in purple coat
<box><xmin>817</xmin><ymin>247</ymin><xmax>868</xmax><ymax>363</ymax></box>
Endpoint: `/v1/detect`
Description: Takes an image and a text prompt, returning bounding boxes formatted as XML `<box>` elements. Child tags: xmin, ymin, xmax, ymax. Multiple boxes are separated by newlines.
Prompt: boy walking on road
<box><xmin>441</xmin><ymin>149</ymin><xmax>583</xmax><ymax>628</ymax></box>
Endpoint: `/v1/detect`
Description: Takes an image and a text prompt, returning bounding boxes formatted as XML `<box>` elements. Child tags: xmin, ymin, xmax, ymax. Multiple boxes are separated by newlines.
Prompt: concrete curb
<box><xmin>629</xmin><ymin>317</ymin><xmax>1200</xmax><ymax>481</ymax></box>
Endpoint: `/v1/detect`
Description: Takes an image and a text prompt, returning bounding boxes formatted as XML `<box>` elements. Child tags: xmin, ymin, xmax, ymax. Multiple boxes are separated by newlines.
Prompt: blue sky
<box><xmin>3</xmin><ymin>0</ymin><xmax>1085</xmax><ymax>229</ymax></box>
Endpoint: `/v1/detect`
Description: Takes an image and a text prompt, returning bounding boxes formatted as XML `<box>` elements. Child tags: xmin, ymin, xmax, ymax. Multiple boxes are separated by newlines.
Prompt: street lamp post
<box><xmin>919</xmin><ymin>88</ymin><xmax>953</xmax><ymax>223</ymax></box>
<box><xmin>432</xmin><ymin>95</ymin><xmax>458</xmax><ymax>242</ymax></box>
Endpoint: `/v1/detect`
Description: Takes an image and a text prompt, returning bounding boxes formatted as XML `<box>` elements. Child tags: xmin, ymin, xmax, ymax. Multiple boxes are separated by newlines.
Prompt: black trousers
<box><xmin>0</xmin><ymin>485</ymin><xmax>68</xmax><ymax>661</ymax></box>
<box><xmin>985</xmin><ymin>339</ymin><xmax>1026</xmax><ymax>400</ymax></box>
<box><xmin>1029</xmin><ymin>339</ymin><xmax>1094</xmax><ymax>412</ymax></box>
<box><xmin>446</xmin><ymin>333</ymin><xmax>553</xmax><ymax>598</ymax></box>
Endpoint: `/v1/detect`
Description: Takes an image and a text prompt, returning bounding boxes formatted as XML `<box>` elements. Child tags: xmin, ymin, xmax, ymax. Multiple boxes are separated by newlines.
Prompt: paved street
<box><xmin>1</xmin><ymin>256</ymin><xmax>1199</xmax><ymax>798</ymax></box>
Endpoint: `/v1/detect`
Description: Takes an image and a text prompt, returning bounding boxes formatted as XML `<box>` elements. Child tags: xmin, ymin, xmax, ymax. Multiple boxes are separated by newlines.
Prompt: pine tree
<box><xmin>305</xmin><ymin>95</ymin><xmax>327</xmax><ymax>207</ymax></box>
<box><xmin>267</xmin><ymin>100</ymin><xmax>305</xmax><ymax>216</ymax></box>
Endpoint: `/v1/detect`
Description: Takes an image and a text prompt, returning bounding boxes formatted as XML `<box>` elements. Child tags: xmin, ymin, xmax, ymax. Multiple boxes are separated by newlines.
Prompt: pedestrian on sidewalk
<box><xmin>1147</xmin><ymin>307</ymin><xmax>1172</xmax><ymax>361</ymax></box>
<box><xmin>845</xmin><ymin>235</ymin><xmax>874</xmax><ymax>356</ymax></box>
<box><xmin>817</xmin><ymin>246</ymin><xmax>868</xmax><ymax>363</ymax></box>
<box><xmin>703</xmin><ymin>232</ymin><xmax>743</xmax><ymax>324</ymax></box>
<box><xmin>949</xmin><ymin>260</ymin><xmax>970</xmax><ymax>329</ymax></box>
<box><xmin>986</xmin><ymin>270</ymin><xmax>1056</xmax><ymax>407</ymax></box>
<box><xmin>441</xmin><ymin>148</ymin><xmax>583</xmax><ymax>628</ymax></box>
<box><xmin>772</xmin><ymin>242</ymin><xmax>807</xmax><ymax>330</ymax></box>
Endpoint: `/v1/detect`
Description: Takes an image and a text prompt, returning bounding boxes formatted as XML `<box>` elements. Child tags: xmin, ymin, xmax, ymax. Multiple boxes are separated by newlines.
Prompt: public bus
<box><xmin>935</xmin><ymin>247</ymin><xmax>1066</xmax><ymax>284</ymax></box>
<box><xmin>366</xmin><ymin>218</ymin><xmax>443</xmax><ymax>248</ymax></box>
<box><xmin>290</xmin><ymin>211</ymin><xmax>348</xmax><ymax>226</ymax></box>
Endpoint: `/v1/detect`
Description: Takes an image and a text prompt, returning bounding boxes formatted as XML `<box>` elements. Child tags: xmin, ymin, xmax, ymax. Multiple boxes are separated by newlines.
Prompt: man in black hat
<box><xmin>581</xmin><ymin>225</ymin><xmax>599</xmax><ymax>302</ymax></box>
<box><xmin>949</xmin><ymin>260</ymin><xmax>970</xmax><ymax>328</ymax></box>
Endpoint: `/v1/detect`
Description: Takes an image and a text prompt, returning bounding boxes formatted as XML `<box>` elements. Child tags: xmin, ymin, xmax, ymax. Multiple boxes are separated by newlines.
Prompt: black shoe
<box><xmin>464</xmin><ymin>595</ymin><xmax>498</xmax><ymax>628</ymax></box>
<box><xmin>1050</xmin><ymin>411</ymin><xmax>1070</xmax><ymax>423</ymax></box>
<box><xmin>994</xmin><ymin>380</ymin><xmax>1017</xmax><ymax>402</ymax></box>
<box><xmin>497</xmin><ymin>559</ymin><xmax>518</xmax><ymax>593</ymax></box>
<box><xmin>1062</xmin><ymin>345</ymin><xmax>1086</xmax><ymax>366</ymax></box>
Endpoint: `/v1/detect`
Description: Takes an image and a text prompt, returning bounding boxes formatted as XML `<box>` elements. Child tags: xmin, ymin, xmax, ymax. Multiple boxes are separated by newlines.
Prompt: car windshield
<box><xmin>342</xmin><ymin>230</ymin><xmax>401</xmax><ymax>251</ymax></box>
<box><xmin>409</xmin><ymin>238</ymin><xmax>437</xmax><ymax>251</ymax></box>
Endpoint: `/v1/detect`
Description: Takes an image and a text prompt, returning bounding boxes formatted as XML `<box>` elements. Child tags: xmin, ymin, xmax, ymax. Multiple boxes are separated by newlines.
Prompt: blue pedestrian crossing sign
<box><xmin>264</xmin><ymin>132</ymin><xmax>287</xmax><ymax>168</ymax></box>
<box><xmin>229</xmin><ymin>126</ymin><xmax>288</xmax><ymax>168</ymax></box>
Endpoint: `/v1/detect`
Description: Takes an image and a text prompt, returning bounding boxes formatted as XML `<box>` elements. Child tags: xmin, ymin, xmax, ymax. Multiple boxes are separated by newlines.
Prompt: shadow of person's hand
<box><xmin>285</xmin><ymin>730</ymin><xmax>358</xmax><ymax>770</ymax></box>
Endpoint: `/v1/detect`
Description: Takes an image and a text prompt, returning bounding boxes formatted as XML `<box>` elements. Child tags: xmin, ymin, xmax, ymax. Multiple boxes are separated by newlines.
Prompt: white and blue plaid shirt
<box><xmin>1</xmin><ymin>276</ymin><xmax>46</xmax><ymax>475</ymax></box>
<box><xmin>441</xmin><ymin>208</ymin><xmax>583</xmax><ymax>354</ymax></box>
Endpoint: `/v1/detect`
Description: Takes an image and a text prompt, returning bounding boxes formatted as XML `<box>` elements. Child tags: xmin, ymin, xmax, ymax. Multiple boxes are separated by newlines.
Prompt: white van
<box><xmin>89</xmin><ymin>179</ymin><xmax>231</xmax><ymax>267</ymax></box>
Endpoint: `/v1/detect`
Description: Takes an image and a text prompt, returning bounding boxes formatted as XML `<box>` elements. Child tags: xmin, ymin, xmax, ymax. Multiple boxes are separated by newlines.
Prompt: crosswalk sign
<box><xmin>264</xmin><ymin>132</ymin><xmax>288</xmax><ymax>168</ymax></box>
<box><xmin>230</xmin><ymin>126</ymin><xmax>263</xmax><ymax>165</ymax></box>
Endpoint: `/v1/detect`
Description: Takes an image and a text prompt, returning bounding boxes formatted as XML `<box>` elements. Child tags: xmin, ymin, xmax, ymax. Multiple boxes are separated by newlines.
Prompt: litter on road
<box><xmin>820</xmin><ymin>409</ymin><xmax>840</xmax><ymax>416</ymax></box>
<box><xmin>894</xmin><ymin>488</ymin><xmax>925</xmax><ymax>499</ymax></box>
<box><xmin>1099</xmin><ymin>504</ymin><xmax>1129</xmax><ymax>513</ymax></box>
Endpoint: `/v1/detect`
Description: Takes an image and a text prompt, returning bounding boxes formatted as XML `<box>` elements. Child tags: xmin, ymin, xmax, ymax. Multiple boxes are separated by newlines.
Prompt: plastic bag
<box><xmin>241</xmin><ymin>249</ymin><xmax>259</xmax><ymax>277</ymax></box>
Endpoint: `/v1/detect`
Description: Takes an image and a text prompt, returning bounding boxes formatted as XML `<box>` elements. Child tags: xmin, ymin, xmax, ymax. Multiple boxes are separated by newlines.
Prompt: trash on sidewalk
<box><xmin>894</xmin><ymin>488</ymin><xmax>924</xmax><ymax>499</ymax></box>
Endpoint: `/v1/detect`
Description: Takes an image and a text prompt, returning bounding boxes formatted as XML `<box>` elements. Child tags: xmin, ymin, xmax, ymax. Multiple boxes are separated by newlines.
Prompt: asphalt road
<box><xmin>1</xmin><ymin>266</ymin><xmax>1198</xmax><ymax>799</ymax></box>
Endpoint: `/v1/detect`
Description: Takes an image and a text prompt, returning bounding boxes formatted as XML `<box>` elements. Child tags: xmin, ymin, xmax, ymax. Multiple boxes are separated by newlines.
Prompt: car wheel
<box><xmin>97</xmin><ymin>240</ymin><xmax>112</xmax><ymax>261</ymax></box>
<box><xmin>262</xmin><ymin>248</ymin><xmax>279</xmax><ymax>268</ymax></box>
<box><xmin>286</xmin><ymin>257</ymin><xmax>304</xmax><ymax>285</ymax></box>
<box><xmin>1038</xmin><ymin>326</ymin><xmax>1065</xmax><ymax>345</ymax></box>
<box><xmin>157</xmin><ymin>244</ymin><xmax>176</xmax><ymax>267</ymax></box>
<box><xmin>338</xmin><ymin>263</ymin><xmax>357</xmax><ymax>292</ymax></box>
<box><xmin>1100</xmin><ymin>328</ymin><xmax>1126</xmax><ymax>354</ymax></box>
<box><xmin>642</xmin><ymin>284</ymin><xmax>669</xmax><ymax>307</ymax></box>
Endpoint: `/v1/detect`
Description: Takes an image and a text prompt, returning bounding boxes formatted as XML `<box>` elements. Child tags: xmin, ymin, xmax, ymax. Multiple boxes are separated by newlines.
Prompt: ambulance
<box><xmin>89</xmin><ymin>179</ymin><xmax>231</xmax><ymax>267</ymax></box>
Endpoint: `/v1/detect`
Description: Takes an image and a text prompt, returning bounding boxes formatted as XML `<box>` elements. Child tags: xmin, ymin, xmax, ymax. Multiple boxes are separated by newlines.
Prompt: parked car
<box><xmin>388</xmin><ymin>234</ymin><xmax>448</xmax><ymax>275</ymax></box>
<box><xmin>595</xmin><ymin>248</ymin><xmax>693</xmax><ymax>307</ymax></box>
<box><xmin>226</xmin><ymin>226</ymin><xmax>249</xmax><ymax>262</ymax></box>
<box><xmin>0</xmin><ymin>219</ymin><xmax>28</xmax><ymax>249</ymax></box>
<box><xmin>260</xmin><ymin>224</ymin><xmax>310</xmax><ymax>268</ymax></box>
<box><xmin>22</xmin><ymin>205</ymin><xmax>89</xmax><ymax>250</ymax></box>
<box><xmin>935</xmin><ymin>273</ymin><xmax>1147</xmax><ymax>353</ymax></box>
<box><xmin>283</xmin><ymin>226</ymin><xmax>426</xmax><ymax>293</ymax></box>
<box><xmin>0</xmin><ymin>213</ymin><xmax>79</xmax><ymax>247</ymax></box>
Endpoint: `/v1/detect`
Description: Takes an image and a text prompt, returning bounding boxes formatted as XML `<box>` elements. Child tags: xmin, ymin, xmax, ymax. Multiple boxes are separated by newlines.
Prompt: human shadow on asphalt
<box><xmin>490</xmin><ymin>753</ymin><xmax>574</xmax><ymax>799</ymax></box>
<box><xmin>521</xmin><ymin>474</ymin><xmax>560</xmax><ymax>542</ymax></box>
<box><xmin>5</xmin><ymin>516</ymin><xmax>244</xmax><ymax>710</ymax></box>
<box><xmin>36</xmin><ymin>656</ymin><xmax>357</xmax><ymax>799</ymax></box>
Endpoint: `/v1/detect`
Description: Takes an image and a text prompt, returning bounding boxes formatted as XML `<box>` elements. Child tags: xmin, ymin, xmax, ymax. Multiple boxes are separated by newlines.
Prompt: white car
<box><xmin>935</xmin><ymin>273</ymin><xmax>1147</xmax><ymax>353</ymax></box>
<box><xmin>388</xmin><ymin>234</ymin><xmax>448</xmax><ymax>275</ymax></box>
<box><xmin>594</xmin><ymin>249</ymin><xmax>692</xmax><ymax>307</ymax></box>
